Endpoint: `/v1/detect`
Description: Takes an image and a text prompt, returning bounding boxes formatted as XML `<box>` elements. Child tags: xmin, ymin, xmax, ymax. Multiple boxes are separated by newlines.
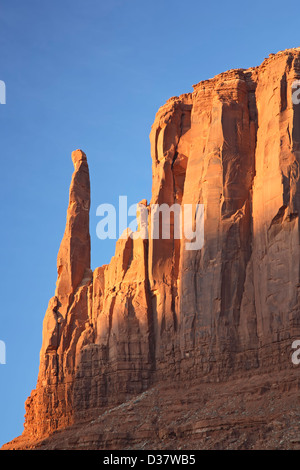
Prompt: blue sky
<box><xmin>0</xmin><ymin>0</ymin><xmax>299</xmax><ymax>446</ymax></box>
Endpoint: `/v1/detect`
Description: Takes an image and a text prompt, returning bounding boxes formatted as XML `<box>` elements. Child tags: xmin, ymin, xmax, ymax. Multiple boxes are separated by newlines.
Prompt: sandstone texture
<box><xmin>3</xmin><ymin>48</ymin><xmax>300</xmax><ymax>450</ymax></box>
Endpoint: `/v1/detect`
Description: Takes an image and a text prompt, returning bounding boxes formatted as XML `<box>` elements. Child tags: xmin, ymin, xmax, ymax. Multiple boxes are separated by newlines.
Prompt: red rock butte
<box><xmin>3</xmin><ymin>48</ymin><xmax>300</xmax><ymax>450</ymax></box>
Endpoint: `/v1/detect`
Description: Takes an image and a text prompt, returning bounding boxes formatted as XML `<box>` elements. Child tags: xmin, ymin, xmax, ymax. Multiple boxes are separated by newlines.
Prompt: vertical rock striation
<box><xmin>19</xmin><ymin>48</ymin><xmax>300</xmax><ymax>444</ymax></box>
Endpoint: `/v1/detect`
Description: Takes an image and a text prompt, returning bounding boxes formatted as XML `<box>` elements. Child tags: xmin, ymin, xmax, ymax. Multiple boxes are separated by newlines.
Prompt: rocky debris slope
<box><xmin>3</xmin><ymin>48</ymin><xmax>300</xmax><ymax>450</ymax></box>
<box><xmin>4</xmin><ymin>370</ymin><xmax>300</xmax><ymax>450</ymax></box>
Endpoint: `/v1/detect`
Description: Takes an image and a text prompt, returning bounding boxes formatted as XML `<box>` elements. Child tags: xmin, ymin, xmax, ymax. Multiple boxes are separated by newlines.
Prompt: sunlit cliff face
<box><xmin>6</xmin><ymin>49</ymin><xmax>300</xmax><ymax>446</ymax></box>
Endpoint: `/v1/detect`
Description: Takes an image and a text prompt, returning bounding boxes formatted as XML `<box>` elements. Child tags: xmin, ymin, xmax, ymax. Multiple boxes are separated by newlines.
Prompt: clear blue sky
<box><xmin>0</xmin><ymin>0</ymin><xmax>298</xmax><ymax>447</ymax></box>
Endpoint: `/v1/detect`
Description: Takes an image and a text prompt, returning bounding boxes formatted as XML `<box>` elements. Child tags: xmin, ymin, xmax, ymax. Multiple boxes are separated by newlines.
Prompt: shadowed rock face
<box><xmin>6</xmin><ymin>48</ymin><xmax>300</xmax><ymax>448</ymax></box>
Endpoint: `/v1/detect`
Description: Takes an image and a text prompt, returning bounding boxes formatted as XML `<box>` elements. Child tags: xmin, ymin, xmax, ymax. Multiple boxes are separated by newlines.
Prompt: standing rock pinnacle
<box><xmin>55</xmin><ymin>149</ymin><xmax>91</xmax><ymax>316</ymax></box>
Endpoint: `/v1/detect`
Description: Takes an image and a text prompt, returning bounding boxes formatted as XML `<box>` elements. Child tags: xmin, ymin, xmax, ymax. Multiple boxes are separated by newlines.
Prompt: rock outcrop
<box><xmin>24</xmin><ymin>149</ymin><xmax>92</xmax><ymax>436</ymax></box>
<box><xmin>4</xmin><ymin>48</ymin><xmax>300</xmax><ymax>450</ymax></box>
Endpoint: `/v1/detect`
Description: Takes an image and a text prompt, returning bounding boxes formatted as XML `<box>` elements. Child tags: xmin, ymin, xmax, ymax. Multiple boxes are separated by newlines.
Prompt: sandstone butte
<box><xmin>3</xmin><ymin>48</ymin><xmax>300</xmax><ymax>451</ymax></box>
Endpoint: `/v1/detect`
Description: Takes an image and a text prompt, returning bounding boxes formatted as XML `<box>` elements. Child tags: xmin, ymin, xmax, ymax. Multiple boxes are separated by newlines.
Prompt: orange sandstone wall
<box><xmin>23</xmin><ymin>49</ymin><xmax>300</xmax><ymax>440</ymax></box>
